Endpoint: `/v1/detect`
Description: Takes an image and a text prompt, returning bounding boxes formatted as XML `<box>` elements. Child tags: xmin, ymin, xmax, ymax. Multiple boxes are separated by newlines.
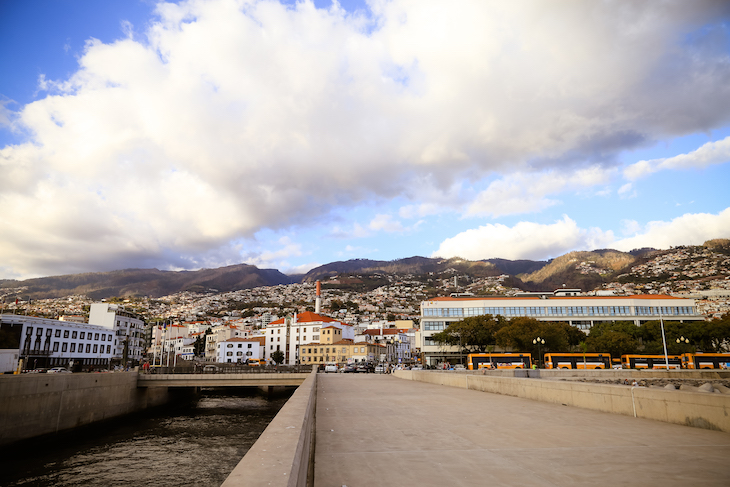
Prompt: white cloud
<box><xmin>433</xmin><ymin>209</ymin><xmax>730</xmax><ymax>261</ymax></box>
<box><xmin>2</xmin><ymin>0</ymin><xmax>730</xmax><ymax>278</ymax></box>
<box><xmin>466</xmin><ymin>166</ymin><xmax>614</xmax><ymax>218</ymax></box>
<box><xmin>611</xmin><ymin>208</ymin><xmax>730</xmax><ymax>250</ymax></box>
<box><xmin>432</xmin><ymin>216</ymin><xmax>614</xmax><ymax>261</ymax></box>
<box><xmin>369</xmin><ymin>214</ymin><xmax>404</xmax><ymax>233</ymax></box>
<box><xmin>625</xmin><ymin>136</ymin><xmax>730</xmax><ymax>180</ymax></box>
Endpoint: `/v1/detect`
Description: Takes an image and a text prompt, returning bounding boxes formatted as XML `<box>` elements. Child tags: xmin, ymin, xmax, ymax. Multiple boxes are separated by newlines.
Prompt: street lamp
<box><xmin>532</xmin><ymin>337</ymin><xmax>545</xmax><ymax>368</ymax></box>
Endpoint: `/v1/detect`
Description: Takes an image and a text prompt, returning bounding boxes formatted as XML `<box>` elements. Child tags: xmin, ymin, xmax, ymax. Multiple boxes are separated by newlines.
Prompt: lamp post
<box><xmin>532</xmin><ymin>337</ymin><xmax>545</xmax><ymax>368</ymax></box>
<box><xmin>676</xmin><ymin>336</ymin><xmax>690</xmax><ymax>360</ymax></box>
<box><xmin>659</xmin><ymin>308</ymin><xmax>669</xmax><ymax>370</ymax></box>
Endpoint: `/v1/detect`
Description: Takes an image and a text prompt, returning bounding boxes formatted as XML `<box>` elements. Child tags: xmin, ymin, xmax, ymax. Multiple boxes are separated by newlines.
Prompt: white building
<box><xmin>89</xmin><ymin>303</ymin><xmax>146</xmax><ymax>365</ymax></box>
<box><xmin>0</xmin><ymin>314</ymin><xmax>114</xmax><ymax>371</ymax></box>
<box><xmin>216</xmin><ymin>337</ymin><xmax>263</xmax><ymax>363</ymax></box>
<box><xmin>420</xmin><ymin>292</ymin><xmax>702</xmax><ymax>366</ymax></box>
<box><xmin>265</xmin><ymin>311</ymin><xmax>354</xmax><ymax>365</ymax></box>
<box><xmin>205</xmin><ymin>324</ymin><xmax>248</xmax><ymax>361</ymax></box>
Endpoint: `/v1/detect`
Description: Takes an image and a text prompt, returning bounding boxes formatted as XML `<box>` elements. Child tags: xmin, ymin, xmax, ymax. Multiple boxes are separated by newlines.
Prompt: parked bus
<box><xmin>544</xmin><ymin>353</ymin><xmax>611</xmax><ymax>369</ymax></box>
<box><xmin>621</xmin><ymin>354</ymin><xmax>681</xmax><ymax>369</ymax></box>
<box><xmin>467</xmin><ymin>353</ymin><xmax>532</xmax><ymax>370</ymax></box>
<box><xmin>681</xmin><ymin>353</ymin><xmax>730</xmax><ymax>369</ymax></box>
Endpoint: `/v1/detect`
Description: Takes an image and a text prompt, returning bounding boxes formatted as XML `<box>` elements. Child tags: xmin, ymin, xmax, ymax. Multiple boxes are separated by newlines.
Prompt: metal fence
<box><xmin>147</xmin><ymin>364</ymin><xmax>314</xmax><ymax>374</ymax></box>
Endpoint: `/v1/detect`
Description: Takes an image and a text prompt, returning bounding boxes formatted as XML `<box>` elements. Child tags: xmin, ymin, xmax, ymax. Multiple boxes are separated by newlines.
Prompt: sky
<box><xmin>1</xmin><ymin>0</ymin><xmax>730</xmax><ymax>281</ymax></box>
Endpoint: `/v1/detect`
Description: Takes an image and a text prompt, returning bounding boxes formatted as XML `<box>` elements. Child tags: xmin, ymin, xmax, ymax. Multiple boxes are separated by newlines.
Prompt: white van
<box><xmin>324</xmin><ymin>363</ymin><xmax>338</xmax><ymax>373</ymax></box>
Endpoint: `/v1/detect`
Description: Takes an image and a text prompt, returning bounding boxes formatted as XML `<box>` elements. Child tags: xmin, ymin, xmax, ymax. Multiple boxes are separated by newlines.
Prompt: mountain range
<box><xmin>1</xmin><ymin>240</ymin><xmax>727</xmax><ymax>300</ymax></box>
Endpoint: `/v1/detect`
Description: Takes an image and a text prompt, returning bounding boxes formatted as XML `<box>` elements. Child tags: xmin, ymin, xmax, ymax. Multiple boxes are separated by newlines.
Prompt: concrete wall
<box><xmin>395</xmin><ymin>370</ymin><xmax>730</xmax><ymax>433</ymax></box>
<box><xmin>222</xmin><ymin>369</ymin><xmax>318</xmax><ymax>487</ymax></box>
<box><xmin>0</xmin><ymin>372</ymin><xmax>172</xmax><ymax>446</ymax></box>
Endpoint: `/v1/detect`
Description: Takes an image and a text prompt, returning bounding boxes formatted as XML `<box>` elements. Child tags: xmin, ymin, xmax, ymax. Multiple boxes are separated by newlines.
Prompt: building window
<box><xmin>313</xmin><ymin>335</ymin><xmax>319</xmax><ymax>341</ymax></box>
<box><xmin>236</xmin><ymin>351</ymin><xmax>243</xmax><ymax>356</ymax></box>
<box><xmin>95</xmin><ymin>333</ymin><xmax>100</xmax><ymax>340</ymax></box>
<box><xmin>55</xmin><ymin>330</ymin><xmax>61</xmax><ymax>337</ymax></box>
<box><xmin>106</xmin><ymin>345</ymin><xmax>111</xmax><ymax>354</ymax></box>
<box><xmin>247</xmin><ymin>343</ymin><xmax>252</xmax><ymax>348</ymax></box>
<box><xmin>86</xmin><ymin>344</ymin><xmax>91</xmax><ymax>353</ymax></box>
<box><xmin>53</xmin><ymin>342</ymin><xmax>59</xmax><ymax>352</ymax></box>
<box><xmin>46</xmin><ymin>329</ymin><xmax>52</xmax><ymax>337</ymax></box>
<box><xmin>93</xmin><ymin>344</ymin><xmax>98</xmax><ymax>353</ymax></box>
<box><xmin>237</xmin><ymin>344</ymin><xmax>242</xmax><ymax>348</ymax></box>
<box><xmin>62</xmin><ymin>343</ymin><xmax>68</xmax><ymax>352</ymax></box>
<box><xmin>72</xmin><ymin>331</ymin><xmax>77</xmax><ymax>339</ymax></box>
<box><xmin>70</xmin><ymin>343</ymin><xmax>76</xmax><ymax>353</ymax></box>
<box><xmin>80</xmin><ymin>332</ymin><xmax>85</xmax><ymax>339</ymax></box>
<box><xmin>227</xmin><ymin>352</ymin><xmax>233</xmax><ymax>356</ymax></box>
<box><xmin>227</xmin><ymin>344</ymin><xmax>233</xmax><ymax>348</ymax></box>
<box><xmin>36</xmin><ymin>328</ymin><xmax>43</xmax><ymax>336</ymax></box>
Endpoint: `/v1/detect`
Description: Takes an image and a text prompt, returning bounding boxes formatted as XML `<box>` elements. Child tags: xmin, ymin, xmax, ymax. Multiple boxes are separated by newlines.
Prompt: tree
<box><xmin>431</xmin><ymin>314</ymin><xmax>507</xmax><ymax>353</ymax></box>
<box><xmin>271</xmin><ymin>349</ymin><xmax>285</xmax><ymax>365</ymax></box>
<box><xmin>585</xmin><ymin>321</ymin><xmax>640</xmax><ymax>357</ymax></box>
<box><xmin>495</xmin><ymin>318</ymin><xmax>586</xmax><ymax>353</ymax></box>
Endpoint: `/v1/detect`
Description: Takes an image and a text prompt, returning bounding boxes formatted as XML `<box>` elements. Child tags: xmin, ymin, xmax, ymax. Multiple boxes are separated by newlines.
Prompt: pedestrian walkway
<box><xmin>314</xmin><ymin>374</ymin><xmax>730</xmax><ymax>486</ymax></box>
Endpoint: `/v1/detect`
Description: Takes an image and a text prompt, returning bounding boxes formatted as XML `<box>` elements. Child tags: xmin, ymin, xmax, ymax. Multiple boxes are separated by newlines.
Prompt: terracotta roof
<box><xmin>270</xmin><ymin>311</ymin><xmax>338</xmax><ymax>325</ymax></box>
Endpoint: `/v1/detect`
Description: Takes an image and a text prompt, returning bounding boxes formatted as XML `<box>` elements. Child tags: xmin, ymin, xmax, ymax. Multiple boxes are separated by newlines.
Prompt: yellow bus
<box><xmin>467</xmin><ymin>353</ymin><xmax>532</xmax><ymax>370</ymax></box>
<box><xmin>544</xmin><ymin>353</ymin><xmax>611</xmax><ymax>369</ymax></box>
<box><xmin>681</xmin><ymin>353</ymin><xmax>730</xmax><ymax>369</ymax></box>
<box><xmin>246</xmin><ymin>358</ymin><xmax>263</xmax><ymax>366</ymax></box>
<box><xmin>621</xmin><ymin>354</ymin><xmax>681</xmax><ymax>369</ymax></box>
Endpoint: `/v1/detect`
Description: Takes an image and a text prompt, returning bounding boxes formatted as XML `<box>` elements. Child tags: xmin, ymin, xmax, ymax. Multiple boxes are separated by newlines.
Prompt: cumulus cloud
<box><xmin>611</xmin><ymin>208</ymin><xmax>730</xmax><ymax>250</ymax></box>
<box><xmin>2</xmin><ymin>0</ymin><xmax>730</xmax><ymax>278</ymax></box>
<box><xmin>433</xmin><ymin>209</ymin><xmax>730</xmax><ymax>261</ymax></box>
<box><xmin>624</xmin><ymin>136</ymin><xmax>730</xmax><ymax>180</ymax></box>
<box><xmin>432</xmin><ymin>216</ymin><xmax>614</xmax><ymax>261</ymax></box>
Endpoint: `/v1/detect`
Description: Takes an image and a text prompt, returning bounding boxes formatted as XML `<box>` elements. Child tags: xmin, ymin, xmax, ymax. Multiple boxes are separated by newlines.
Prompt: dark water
<box><xmin>1</xmin><ymin>388</ymin><xmax>293</xmax><ymax>487</ymax></box>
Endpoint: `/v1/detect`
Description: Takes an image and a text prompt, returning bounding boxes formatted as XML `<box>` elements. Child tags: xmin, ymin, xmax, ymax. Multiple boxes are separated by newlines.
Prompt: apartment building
<box><xmin>88</xmin><ymin>303</ymin><xmax>146</xmax><ymax>365</ymax></box>
<box><xmin>264</xmin><ymin>311</ymin><xmax>354</xmax><ymax>365</ymax></box>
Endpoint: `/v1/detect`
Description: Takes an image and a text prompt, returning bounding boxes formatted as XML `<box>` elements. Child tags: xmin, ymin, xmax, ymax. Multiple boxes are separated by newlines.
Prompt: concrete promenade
<box><xmin>314</xmin><ymin>374</ymin><xmax>730</xmax><ymax>487</ymax></box>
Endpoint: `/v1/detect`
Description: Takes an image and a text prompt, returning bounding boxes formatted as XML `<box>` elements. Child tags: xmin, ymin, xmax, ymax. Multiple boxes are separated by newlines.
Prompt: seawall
<box><xmin>395</xmin><ymin>370</ymin><xmax>730</xmax><ymax>433</ymax></box>
<box><xmin>0</xmin><ymin>372</ymin><xmax>173</xmax><ymax>446</ymax></box>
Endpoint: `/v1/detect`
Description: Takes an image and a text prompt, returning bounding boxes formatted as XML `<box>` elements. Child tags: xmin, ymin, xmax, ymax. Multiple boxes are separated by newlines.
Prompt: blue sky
<box><xmin>1</xmin><ymin>0</ymin><xmax>730</xmax><ymax>280</ymax></box>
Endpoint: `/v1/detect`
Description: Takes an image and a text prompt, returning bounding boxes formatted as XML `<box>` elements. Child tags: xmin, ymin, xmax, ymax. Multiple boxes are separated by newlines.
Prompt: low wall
<box><xmin>395</xmin><ymin>370</ymin><xmax>730</xmax><ymax>433</ymax></box>
<box><xmin>222</xmin><ymin>369</ymin><xmax>318</xmax><ymax>487</ymax></box>
<box><xmin>0</xmin><ymin>372</ymin><xmax>172</xmax><ymax>446</ymax></box>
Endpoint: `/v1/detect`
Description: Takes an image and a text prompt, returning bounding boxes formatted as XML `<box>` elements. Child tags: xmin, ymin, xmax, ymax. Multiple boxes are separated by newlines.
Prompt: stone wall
<box><xmin>0</xmin><ymin>372</ymin><xmax>172</xmax><ymax>446</ymax></box>
<box><xmin>395</xmin><ymin>370</ymin><xmax>730</xmax><ymax>433</ymax></box>
<box><xmin>222</xmin><ymin>369</ymin><xmax>318</xmax><ymax>487</ymax></box>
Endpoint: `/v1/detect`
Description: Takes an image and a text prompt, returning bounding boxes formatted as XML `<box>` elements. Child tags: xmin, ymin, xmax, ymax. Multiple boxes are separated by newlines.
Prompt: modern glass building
<box><xmin>419</xmin><ymin>292</ymin><xmax>703</xmax><ymax>366</ymax></box>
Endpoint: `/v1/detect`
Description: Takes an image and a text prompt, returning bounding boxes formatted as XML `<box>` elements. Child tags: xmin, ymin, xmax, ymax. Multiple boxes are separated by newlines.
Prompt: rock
<box><xmin>711</xmin><ymin>383</ymin><xmax>730</xmax><ymax>394</ymax></box>
<box><xmin>698</xmin><ymin>383</ymin><xmax>715</xmax><ymax>393</ymax></box>
<box><xmin>680</xmin><ymin>384</ymin><xmax>700</xmax><ymax>392</ymax></box>
<box><xmin>664</xmin><ymin>384</ymin><xmax>677</xmax><ymax>390</ymax></box>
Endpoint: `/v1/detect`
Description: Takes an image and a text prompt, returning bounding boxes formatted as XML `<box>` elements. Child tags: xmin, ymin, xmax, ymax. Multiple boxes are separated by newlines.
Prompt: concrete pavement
<box><xmin>314</xmin><ymin>374</ymin><xmax>730</xmax><ymax>487</ymax></box>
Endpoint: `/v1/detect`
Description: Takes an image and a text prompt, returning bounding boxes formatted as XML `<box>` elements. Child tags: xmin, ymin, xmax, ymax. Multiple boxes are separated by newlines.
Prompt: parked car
<box><xmin>202</xmin><ymin>365</ymin><xmax>219</xmax><ymax>373</ymax></box>
<box><xmin>340</xmin><ymin>365</ymin><xmax>356</xmax><ymax>373</ymax></box>
<box><xmin>324</xmin><ymin>363</ymin><xmax>338</xmax><ymax>373</ymax></box>
<box><xmin>454</xmin><ymin>364</ymin><xmax>466</xmax><ymax>371</ymax></box>
<box><xmin>355</xmin><ymin>363</ymin><xmax>374</xmax><ymax>373</ymax></box>
<box><xmin>374</xmin><ymin>364</ymin><xmax>386</xmax><ymax>374</ymax></box>
<box><xmin>48</xmin><ymin>367</ymin><xmax>71</xmax><ymax>374</ymax></box>
<box><xmin>246</xmin><ymin>359</ymin><xmax>262</xmax><ymax>366</ymax></box>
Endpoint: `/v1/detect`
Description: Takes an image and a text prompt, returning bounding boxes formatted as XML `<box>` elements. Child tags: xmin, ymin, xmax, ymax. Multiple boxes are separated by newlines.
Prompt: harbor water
<box><xmin>1</xmin><ymin>387</ymin><xmax>293</xmax><ymax>487</ymax></box>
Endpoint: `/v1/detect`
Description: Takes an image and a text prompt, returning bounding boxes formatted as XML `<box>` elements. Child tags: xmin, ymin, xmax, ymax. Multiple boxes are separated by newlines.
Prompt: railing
<box><xmin>146</xmin><ymin>364</ymin><xmax>313</xmax><ymax>374</ymax></box>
